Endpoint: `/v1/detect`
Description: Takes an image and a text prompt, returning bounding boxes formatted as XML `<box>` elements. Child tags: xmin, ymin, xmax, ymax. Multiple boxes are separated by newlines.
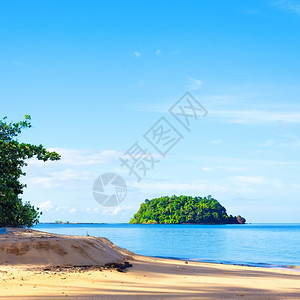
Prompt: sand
<box><xmin>0</xmin><ymin>228</ymin><xmax>133</xmax><ymax>266</ymax></box>
<box><xmin>0</xmin><ymin>229</ymin><xmax>300</xmax><ymax>299</ymax></box>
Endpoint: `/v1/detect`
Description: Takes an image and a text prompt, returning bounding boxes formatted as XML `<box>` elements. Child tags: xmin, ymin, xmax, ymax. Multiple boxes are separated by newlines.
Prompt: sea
<box><xmin>32</xmin><ymin>223</ymin><xmax>300</xmax><ymax>268</ymax></box>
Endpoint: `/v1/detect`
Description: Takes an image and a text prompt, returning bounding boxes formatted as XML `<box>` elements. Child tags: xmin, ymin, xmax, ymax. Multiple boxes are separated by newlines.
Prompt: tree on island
<box><xmin>129</xmin><ymin>195</ymin><xmax>246</xmax><ymax>224</ymax></box>
<box><xmin>0</xmin><ymin>115</ymin><xmax>60</xmax><ymax>228</ymax></box>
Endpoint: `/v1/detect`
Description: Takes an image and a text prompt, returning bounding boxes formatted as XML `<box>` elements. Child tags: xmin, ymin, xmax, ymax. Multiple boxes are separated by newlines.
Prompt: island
<box><xmin>129</xmin><ymin>195</ymin><xmax>246</xmax><ymax>224</ymax></box>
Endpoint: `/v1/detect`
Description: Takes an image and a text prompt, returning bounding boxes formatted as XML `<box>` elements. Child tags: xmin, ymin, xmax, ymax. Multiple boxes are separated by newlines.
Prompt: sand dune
<box><xmin>0</xmin><ymin>228</ymin><xmax>133</xmax><ymax>267</ymax></box>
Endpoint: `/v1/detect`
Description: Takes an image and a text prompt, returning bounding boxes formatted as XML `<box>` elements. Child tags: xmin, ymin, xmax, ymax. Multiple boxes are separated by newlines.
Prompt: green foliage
<box><xmin>0</xmin><ymin>115</ymin><xmax>61</xmax><ymax>228</ymax></box>
<box><xmin>129</xmin><ymin>195</ymin><xmax>245</xmax><ymax>224</ymax></box>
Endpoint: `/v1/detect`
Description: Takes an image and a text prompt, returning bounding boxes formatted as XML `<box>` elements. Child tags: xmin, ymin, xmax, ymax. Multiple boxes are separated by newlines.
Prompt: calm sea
<box><xmin>35</xmin><ymin>223</ymin><xmax>300</xmax><ymax>268</ymax></box>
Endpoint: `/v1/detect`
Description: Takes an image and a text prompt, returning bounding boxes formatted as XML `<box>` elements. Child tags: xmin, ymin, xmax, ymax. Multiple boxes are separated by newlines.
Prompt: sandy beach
<box><xmin>1</xmin><ymin>229</ymin><xmax>299</xmax><ymax>299</ymax></box>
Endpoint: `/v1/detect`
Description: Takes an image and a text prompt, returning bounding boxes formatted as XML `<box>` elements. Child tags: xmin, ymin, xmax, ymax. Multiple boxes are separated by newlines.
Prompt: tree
<box><xmin>129</xmin><ymin>195</ymin><xmax>246</xmax><ymax>225</ymax></box>
<box><xmin>0</xmin><ymin>115</ymin><xmax>60</xmax><ymax>227</ymax></box>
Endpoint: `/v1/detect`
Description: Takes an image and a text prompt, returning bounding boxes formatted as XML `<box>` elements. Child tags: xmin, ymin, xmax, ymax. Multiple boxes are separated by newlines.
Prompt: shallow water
<box><xmin>33</xmin><ymin>223</ymin><xmax>300</xmax><ymax>268</ymax></box>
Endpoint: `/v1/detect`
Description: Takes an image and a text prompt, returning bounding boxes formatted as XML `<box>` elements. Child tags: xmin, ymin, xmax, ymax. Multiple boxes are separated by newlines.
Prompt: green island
<box><xmin>130</xmin><ymin>195</ymin><xmax>246</xmax><ymax>224</ymax></box>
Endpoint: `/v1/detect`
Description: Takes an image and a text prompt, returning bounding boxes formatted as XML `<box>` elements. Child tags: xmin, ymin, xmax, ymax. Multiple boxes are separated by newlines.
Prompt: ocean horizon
<box><xmin>34</xmin><ymin>223</ymin><xmax>300</xmax><ymax>269</ymax></box>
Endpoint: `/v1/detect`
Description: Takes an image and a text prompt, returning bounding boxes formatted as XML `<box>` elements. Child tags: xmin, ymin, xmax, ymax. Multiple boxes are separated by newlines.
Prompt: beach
<box><xmin>1</xmin><ymin>229</ymin><xmax>300</xmax><ymax>299</ymax></box>
<box><xmin>1</xmin><ymin>255</ymin><xmax>300</xmax><ymax>299</ymax></box>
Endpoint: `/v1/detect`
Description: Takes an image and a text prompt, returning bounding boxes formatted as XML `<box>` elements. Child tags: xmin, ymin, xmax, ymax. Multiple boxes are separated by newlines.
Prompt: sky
<box><xmin>1</xmin><ymin>0</ymin><xmax>300</xmax><ymax>223</ymax></box>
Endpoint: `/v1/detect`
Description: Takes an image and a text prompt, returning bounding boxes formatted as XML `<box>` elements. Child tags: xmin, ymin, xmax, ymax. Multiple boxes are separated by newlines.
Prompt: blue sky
<box><xmin>1</xmin><ymin>0</ymin><xmax>300</xmax><ymax>223</ymax></box>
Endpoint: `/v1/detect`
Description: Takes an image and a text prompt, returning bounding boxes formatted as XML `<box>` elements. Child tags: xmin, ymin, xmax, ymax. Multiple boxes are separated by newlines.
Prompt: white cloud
<box><xmin>230</xmin><ymin>176</ymin><xmax>284</xmax><ymax>190</ymax></box>
<box><xmin>280</xmin><ymin>140</ymin><xmax>300</xmax><ymax>147</ymax></box>
<box><xmin>36</xmin><ymin>203</ymin><xmax>79</xmax><ymax>214</ymax></box>
<box><xmin>210</xmin><ymin>139</ymin><xmax>223</xmax><ymax>144</ymax></box>
<box><xmin>112</xmin><ymin>207</ymin><xmax>123</xmax><ymax>215</ymax></box>
<box><xmin>133</xmin><ymin>182</ymin><xmax>230</xmax><ymax>194</ymax></box>
<box><xmin>188</xmin><ymin>77</ymin><xmax>203</xmax><ymax>90</ymax></box>
<box><xmin>155</xmin><ymin>50</ymin><xmax>161</xmax><ymax>55</ymax></box>
<box><xmin>84</xmin><ymin>207</ymin><xmax>101</xmax><ymax>214</ymax></box>
<box><xmin>45</xmin><ymin>148</ymin><xmax>121</xmax><ymax>166</ymax></box>
<box><xmin>38</xmin><ymin>201</ymin><xmax>53</xmax><ymax>212</ymax></box>
<box><xmin>262</xmin><ymin>139</ymin><xmax>274</xmax><ymax>146</ymax></box>
<box><xmin>101</xmin><ymin>206</ymin><xmax>133</xmax><ymax>216</ymax></box>
<box><xmin>26</xmin><ymin>169</ymin><xmax>96</xmax><ymax>189</ymax></box>
<box><xmin>27</xmin><ymin>177</ymin><xmax>57</xmax><ymax>189</ymax></box>
<box><xmin>202</xmin><ymin>167</ymin><xmax>212</xmax><ymax>171</ymax></box>
<box><xmin>273</xmin><ymin>0</ymin><xmax>300</xmax><ymax>15</ymax></box>
<box><xmin>211</xmin><ymin>109</ymin><xmax>300</xmax><ymax>124</ymax></box>
<box><xmin>101</xmin><ymin>209</ymin><xmax>111</xmax><ymax>215</ymax></box>
<box><xmin>55</xmin><ymin>206</ymin><xmax>69</xmax><ymax>211</ymax></box>
<box><xmin>134</xmin><ymin>51</ymin><xmax>141</xmax><ymax>58</ymax></box>
<box><xmin>49</xmin><ymin>169</ymin><xmax>94</xmax><ymax>181</ymax></box>
<box><xmin>232</xmin><ymin>176</ymin><xmax>265</xmax><ymax>185</ymax></box>
<box><xmin>22</xmin><ymin>148</ymin><xmax>124</xmax><ymax>192</ymax></box>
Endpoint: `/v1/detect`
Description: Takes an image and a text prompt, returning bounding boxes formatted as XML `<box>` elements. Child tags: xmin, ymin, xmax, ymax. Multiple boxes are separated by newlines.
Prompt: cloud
<box><xmin>280</xmin><ymin>140</ymin><xmax>300</xmax><ymax>147</ymax></box>
<box><xmin>100</xmin><ymin>206</ymin><xmax>133</xmax><ymax>216</ymax></box>
<box><xmin>188</xmin><ymin>77</ymin><xmax>203</xmax><ymax>90</ymax></box>
<box><xmin>111</xmin><ymin>206</ymin><xmax>132</xmax><ymax>216</ymax></box>
<box><xmin>134</xmin><ymin>51</ymin><xmax>141</xmax><ymax>58</ymax></box>
<box><xmin>22</xmin><ymin>147</ymin><xmax>124</xmax><ymax>191</ymax></box>
<box><xmin>48</xmin><ymin>169</ymin><xmax>94</xmax><ymax>181</ymax></box>
<box><xmin>210</xmin><ymin>109</ymin><xmax>300</xmax><ymax>124</ymax></box>
<box><xmin>202</xmin><ymin>167</ymin><xmax>212</xmax><ymax>171</ymax></box>
<box><xmin>133</xmin><ymin>182</ymin><xmax>230</xmax><ymax>194</ymax></box>
<box><xmin>35</xmin><ymin>202</ymin><xmax>81</xmax><ymax>215</ymax></box>
<box><xmin>26</xmin><ymin>177</ymin><xmax>60</xmax><ymax>189</ymax></box>
<box><xmin>230</xmin><ymin>176</ymin><xmax>284</xmax><ymax>189</ymax></box>
<box><xmin>83</xmin><ymin>207</ymin><xmax>101</xmax><ymax>214</ymax></box>
<box><xmin>273</xmin><ymin>0</ymin><xmax>300</xmax><ymax>15</ymax></box>
<box><xmin>26</xmin><ymin>169</ymin><xmax>96</xmax><ymax>189</ymax></box>
<box><xmin>132</xmin><ymin>175</ymin><xmax>284</xmax><ymax>197</ymax></box>
<box><xmin>210</xmin><ymin>139</ymin><xmax>223</xmax><ymax>144</ymax></box>
<box><xmin>232</xmin><ymin>176</ymin><xmax>265</xmax><ymax>185</ymax></box>
<box><xmin>30</xmin><ymin>148</ymin><xmax>121</xmax><ymax>167</ymax></box>
<box><xmin>38</xmin><ymin>201</ymin><xmax>53</xmax><ymax>212</ymax></box>
<box><xmin>155</xmin><ymin>50</ymin><xmax>161</xmax><ymax>55</ymax></box>
<box><xmin>262</xmin><ymin>139</ymin><xmax>274</xmax><ymax>146</ymax></box>
<box><xmin>55</xmin><ymin>206</ymin><xmax>69</xmax><ymax>211</ymax></box>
